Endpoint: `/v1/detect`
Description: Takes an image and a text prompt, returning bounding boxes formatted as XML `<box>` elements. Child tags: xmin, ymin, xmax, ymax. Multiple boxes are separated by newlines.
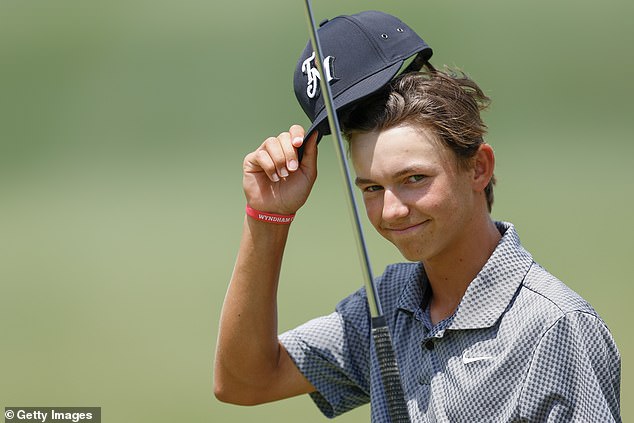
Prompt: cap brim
<box><xmin>298</xmin><ymin>60</ymin><xmax>404</xmax><ymax>161</ymax></box>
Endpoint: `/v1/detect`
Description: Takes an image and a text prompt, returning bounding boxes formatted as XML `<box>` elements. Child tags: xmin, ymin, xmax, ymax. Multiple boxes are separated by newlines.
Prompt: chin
<box><xmin>382</xmin><ymin>226</ymin><xmax>433</xmax><ymax>263</ymax></box>
<box><xmin>403</xmin><ymin>252</ymin><xmax>426</xmax><ymax>263</ymax></box>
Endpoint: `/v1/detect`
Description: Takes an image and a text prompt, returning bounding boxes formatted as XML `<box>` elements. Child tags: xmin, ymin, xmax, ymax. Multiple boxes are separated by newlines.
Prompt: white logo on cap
<box><xmin>302</xmin><ymin>51</ymin><xmax>336</xmax><ymax>99</ymax></box>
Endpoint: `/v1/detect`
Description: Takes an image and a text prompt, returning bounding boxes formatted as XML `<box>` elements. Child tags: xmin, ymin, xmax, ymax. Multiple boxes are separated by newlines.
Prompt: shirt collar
<box><xmin>396</xmin><ymin>222</ymin><xmax>534</xmax><ymax>330</ymax></box>
<box><xmin>395</xmin><ymin>262</ymin><xmax>427</xmax><ymax>315</ymax></box>
<box><xmin>449</xmin><ymin>221</ymin><xmax>534</xmax><ymax>330</ymax></box>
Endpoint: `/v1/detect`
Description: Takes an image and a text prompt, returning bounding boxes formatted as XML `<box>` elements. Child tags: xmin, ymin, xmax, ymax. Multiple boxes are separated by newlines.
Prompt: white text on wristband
<box><xmin>246</xmin><ymin>205</ymin><xmax>295</xmax><ymax>224</ymax></box>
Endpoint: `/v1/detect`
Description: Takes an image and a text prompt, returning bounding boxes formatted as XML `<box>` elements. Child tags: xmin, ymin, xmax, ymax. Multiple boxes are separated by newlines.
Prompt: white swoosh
<box><xmin>462</xmin><ymin>354</ymin><xmax>495</xmax><ymax>364</ymax></box>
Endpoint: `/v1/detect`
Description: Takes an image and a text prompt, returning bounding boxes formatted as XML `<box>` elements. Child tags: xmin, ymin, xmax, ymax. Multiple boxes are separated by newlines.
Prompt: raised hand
<box><xmin>243</xmin><ymin>125</ymin><xmax>318</xmax><ymax>215</ymax></box>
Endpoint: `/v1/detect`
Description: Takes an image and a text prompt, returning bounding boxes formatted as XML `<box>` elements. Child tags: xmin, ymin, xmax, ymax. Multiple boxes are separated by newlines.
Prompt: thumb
<box><xmin>300</xmin><ymin>131</ymin><xmax>319</xmax><ymax>174</ymax></box>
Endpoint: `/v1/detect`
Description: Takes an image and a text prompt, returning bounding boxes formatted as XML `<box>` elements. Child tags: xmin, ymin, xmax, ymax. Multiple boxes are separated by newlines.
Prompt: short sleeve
<box><xmin>279</xmin><ymin>288</ymin><xmax>371</xmax><ymax>418</ymax></box>
<box><xmin>519</xmin><ymin>311</ymin><xmax>621</xmax><ymax>422</ymax></box>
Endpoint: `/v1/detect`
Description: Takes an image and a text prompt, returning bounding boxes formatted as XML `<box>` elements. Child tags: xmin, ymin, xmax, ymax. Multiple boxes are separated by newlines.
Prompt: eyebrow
<box><xmin>354</xmin><ymin>164</ymin><xmax>429</xmax><ymax>187</ymax></box>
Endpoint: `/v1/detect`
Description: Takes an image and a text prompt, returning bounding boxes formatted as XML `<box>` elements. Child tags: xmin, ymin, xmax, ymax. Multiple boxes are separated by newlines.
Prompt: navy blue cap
<box><xmin>293</xmin><ymin>10</ymin><xmax>432</xmax><ymax>157</ymax></box>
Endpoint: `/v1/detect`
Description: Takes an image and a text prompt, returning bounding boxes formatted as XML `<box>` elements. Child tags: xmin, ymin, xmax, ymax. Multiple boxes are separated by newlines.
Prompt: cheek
<box><xmin>410</xmin><ymin>183</ymin><xmax>461</xmax><ymax>218</ymax></box>
<box><xmin>410</xmin><ymin>188</ymin><xmax>443</xmax><ymax>213</ymax></box>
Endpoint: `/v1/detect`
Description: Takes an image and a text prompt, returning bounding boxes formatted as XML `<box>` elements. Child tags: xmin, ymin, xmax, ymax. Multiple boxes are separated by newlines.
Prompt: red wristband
<box><xmin>245</xmin><ymin>205</ymin><xmax>295</xmax><ymax>224</ymax></box>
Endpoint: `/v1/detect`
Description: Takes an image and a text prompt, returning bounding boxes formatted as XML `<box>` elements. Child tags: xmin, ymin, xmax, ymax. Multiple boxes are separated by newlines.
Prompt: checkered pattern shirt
<box><xmin>279</xmin><ymin>222</ymin><xmax>621</xmax><ymax>422</ymax></box>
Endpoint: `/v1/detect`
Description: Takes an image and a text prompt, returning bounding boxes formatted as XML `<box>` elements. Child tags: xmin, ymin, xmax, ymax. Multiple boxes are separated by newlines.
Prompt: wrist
<box><xmin>245</xmin><ymin>205</ymin><xmax>295</xmax><ymax>225</ymax></box>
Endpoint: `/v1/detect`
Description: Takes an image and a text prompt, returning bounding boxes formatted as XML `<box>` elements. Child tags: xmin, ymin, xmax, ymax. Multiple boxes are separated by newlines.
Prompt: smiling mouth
<box><xmin>385</xmin><ymin>220</ymin><xmax>429</xmax><ymax>234</ymax></box>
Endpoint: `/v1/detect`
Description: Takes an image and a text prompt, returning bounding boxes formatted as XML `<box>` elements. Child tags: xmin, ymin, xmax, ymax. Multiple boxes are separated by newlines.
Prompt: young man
<box><xmin>214</xmin><ymin>11</ymin><xmax>621</xmax><ymax>422</ymax></box>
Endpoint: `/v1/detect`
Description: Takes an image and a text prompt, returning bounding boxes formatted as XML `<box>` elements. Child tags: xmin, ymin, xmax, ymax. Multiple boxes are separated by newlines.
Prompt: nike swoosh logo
<box><xmin>462</xmin><ymin>354</ymin><xmax>495</xmax><ymax>364</ymax></box>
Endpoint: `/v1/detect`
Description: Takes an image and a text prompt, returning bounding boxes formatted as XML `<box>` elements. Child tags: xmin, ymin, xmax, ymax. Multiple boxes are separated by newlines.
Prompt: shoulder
<box><xmin>509</xmin><ymin>262</ymin><xmax>617</xmax><ymax>358</ymax></box>
<box><xmin>517</xmin><ymin>269</ymin><xmax>621</xmax><ymax>420</ymax></box>
<box><xmin>520</xmin><ymin>262</ymin><xmax>598</xmax><ymax>318</ymax></box>
<box><xmin>499</xmin><ymin>260</ymin><xmax>617</xmax><ymax>355</ymax></box>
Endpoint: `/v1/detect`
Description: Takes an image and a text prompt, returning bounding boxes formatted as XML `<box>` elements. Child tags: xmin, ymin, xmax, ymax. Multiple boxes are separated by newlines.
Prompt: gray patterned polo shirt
<box><xmin>279</xmin><ymin>222</ymin><xmax>621</xmax><ymax>422</ymax></box>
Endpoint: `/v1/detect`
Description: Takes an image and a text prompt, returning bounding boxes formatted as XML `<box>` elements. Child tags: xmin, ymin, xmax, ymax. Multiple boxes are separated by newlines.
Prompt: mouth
<box><xmin>384</xmin><ymin>220</ymin><xmax>429</xmax><ymax>235</ymax></box>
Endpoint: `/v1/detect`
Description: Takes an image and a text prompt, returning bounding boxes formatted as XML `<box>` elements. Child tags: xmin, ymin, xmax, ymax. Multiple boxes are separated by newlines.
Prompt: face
<box><xmin>350</xmin><ymin>125</ymin><xmax>479</xmax><ymax>263</ymax></box>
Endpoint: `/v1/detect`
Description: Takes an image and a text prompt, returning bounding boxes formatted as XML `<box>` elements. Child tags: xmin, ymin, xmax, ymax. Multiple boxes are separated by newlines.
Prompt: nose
<box><xmin>382</xmin><ymin>189</ymin><xmax>409</xmax><ymax>222</ymax></box>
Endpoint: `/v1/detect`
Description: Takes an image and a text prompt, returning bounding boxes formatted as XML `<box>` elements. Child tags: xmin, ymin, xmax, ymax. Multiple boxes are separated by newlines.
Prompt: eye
<box><xmin>406</xmin><ymin>174</ymin><xmax>426</xmax><ymax>183</ymax></box>
<box><xmin>364</xmin><ymin>185</ymin><xmax>383</xmax><ymax>193</ymax></box>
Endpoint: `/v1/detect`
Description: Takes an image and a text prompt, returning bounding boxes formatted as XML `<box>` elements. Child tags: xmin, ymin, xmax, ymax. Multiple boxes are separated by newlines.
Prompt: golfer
<box><xmin>215</xmin><ymin>11</ymin><xmax>621</xmax><ymax>422</ymax></box>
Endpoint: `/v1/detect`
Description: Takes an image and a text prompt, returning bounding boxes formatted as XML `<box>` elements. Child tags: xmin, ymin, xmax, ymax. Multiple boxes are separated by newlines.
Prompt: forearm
<box><xmin>214</xmin><ymin>216</ymin><xmax>290</xmax><ymax>398</ymax></box>
<box><xmin>215</xmin><ymin>126</ymin><xmax>318</xmax><ymax>403</ymax></box>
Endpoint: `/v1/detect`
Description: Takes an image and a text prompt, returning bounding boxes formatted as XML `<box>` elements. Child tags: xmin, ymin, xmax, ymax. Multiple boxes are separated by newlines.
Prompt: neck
<box><xmin>424</xmin><ymin>217</ymin><xmax>501</xmax><ymax>324</ymax></box>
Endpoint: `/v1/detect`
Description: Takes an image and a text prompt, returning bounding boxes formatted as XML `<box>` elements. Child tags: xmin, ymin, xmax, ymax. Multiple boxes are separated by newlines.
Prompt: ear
<box><xmin>471</xmin><ymin>144</ymin><xmax>495</xmax><ymax>192</ymax></box>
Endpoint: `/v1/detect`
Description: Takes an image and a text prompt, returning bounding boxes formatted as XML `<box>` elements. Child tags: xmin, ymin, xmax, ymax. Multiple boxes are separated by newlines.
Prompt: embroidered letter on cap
<box><xmin>302</xmin><ymin>51</ymin><xmax>337</xmax><ymax>99</ymax></box>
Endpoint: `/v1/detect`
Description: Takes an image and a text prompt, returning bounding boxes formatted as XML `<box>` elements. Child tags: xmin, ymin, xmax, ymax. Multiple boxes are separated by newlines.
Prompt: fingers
<box><xmin>246</xmin><ymin>125</ymin><xmax>311</xmax><ymax>182</ymax></box>
<box><xmin>252</xmin><ymin>138</ymin><xmax>283</xmax><ymax>182</ymax></box>
<box><xmin>277</xmin><ymin>131</ymin><xmax>298</xmax><ymax>175</ymax></box>
<box><xmin>289</xmin><ymin>124</ymin><xmax>305</xmax><ymax>150</ymax></box>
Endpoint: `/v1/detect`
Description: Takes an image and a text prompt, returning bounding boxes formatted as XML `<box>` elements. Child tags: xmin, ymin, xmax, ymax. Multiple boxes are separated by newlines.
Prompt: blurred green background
<box><xmin>1</xmin><ymin>0</ymin><xmax>631</xmax><ymax>421</ymax></box>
